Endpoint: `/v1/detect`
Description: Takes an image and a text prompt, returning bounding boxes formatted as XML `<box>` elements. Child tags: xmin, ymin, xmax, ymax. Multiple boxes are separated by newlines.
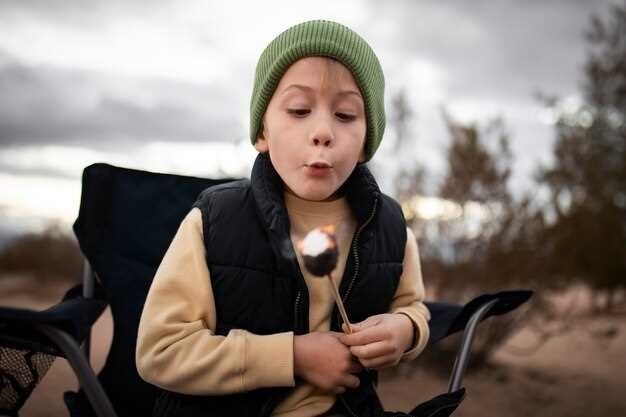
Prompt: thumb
<box><xmin>341</xmin><ymin>316</ymin><xmax>380</xmax><ymax>334</ymax></box>
<box><xmin>341</xmin><ymin>323</ymin><xmax>357</xmax><ymax>334</ymax></box>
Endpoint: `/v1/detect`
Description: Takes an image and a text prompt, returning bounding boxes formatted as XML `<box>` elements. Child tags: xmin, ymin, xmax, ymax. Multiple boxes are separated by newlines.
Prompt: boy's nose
<box><xmin>312</xmin><ymin>137</ymin><xmax>332</xmax><ymax>147</ymax></box>
<box><xmin>310</xmin><ymin>114</ymin><xmax>334</xmax><ymax>148</ymax></box>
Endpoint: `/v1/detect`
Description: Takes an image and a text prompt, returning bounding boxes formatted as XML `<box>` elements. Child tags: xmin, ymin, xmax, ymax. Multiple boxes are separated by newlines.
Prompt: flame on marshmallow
<box><xmin>297</xmin><ymin>224</ymin><xmax>337</xmax><ymax>257</ymax></box>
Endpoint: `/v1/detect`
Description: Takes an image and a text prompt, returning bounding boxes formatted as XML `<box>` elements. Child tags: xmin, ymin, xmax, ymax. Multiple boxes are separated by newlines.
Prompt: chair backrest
<box><xmin>72</xmin><ymin>163</ymin><xmax>233</xmax><ymax>416</ymax></box>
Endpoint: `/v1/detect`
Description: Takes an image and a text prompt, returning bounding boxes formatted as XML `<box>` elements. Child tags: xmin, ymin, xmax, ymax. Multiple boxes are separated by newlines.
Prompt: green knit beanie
<box><xmin>250</xmin><ymin>20</ymin><xmax>386</xmax><ymax>162</ymax></box>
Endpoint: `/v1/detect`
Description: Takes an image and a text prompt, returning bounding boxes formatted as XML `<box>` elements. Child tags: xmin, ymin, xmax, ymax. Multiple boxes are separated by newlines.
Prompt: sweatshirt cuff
<box><xmin>243</xmin><ymin>331</ymin><xmax>295</xmax><ymax>390</ymax></box>
<box><xmin>393</xmin><ymin>309</ymin><xmax>430</xmax><ymax>361</ymax></box>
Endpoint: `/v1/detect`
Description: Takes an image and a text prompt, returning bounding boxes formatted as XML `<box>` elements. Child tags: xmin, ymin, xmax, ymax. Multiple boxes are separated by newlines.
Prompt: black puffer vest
<box><xmin>154</xmin><ymin>153</ymin><xmax>407</xmax><ymax>417</ymax></box>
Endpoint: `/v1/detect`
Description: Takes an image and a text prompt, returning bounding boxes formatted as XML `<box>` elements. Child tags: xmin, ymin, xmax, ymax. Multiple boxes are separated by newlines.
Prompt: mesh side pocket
<box><xmin>0</xmin><ymin>347</ymin><xmax>56</xmax><ymax>416</ymax></box>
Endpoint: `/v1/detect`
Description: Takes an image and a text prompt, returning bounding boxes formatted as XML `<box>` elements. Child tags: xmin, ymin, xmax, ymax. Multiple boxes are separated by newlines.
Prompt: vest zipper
<box><xmin>293</xmin><ymin>289</ymin><xmax>302</xmax><ymax>329</ymax></box>
<box><xmin>339</xmin><ymin>395</ymin><xmax>360</xmax><ymax>417</ymax></box>
<box><xmin>342</xmin><ymin>197</ymin><xmax>378</xmax><ymax>306</ymax></box>
<box><xmin>335</xmin><ymin>197</ymin><xmax>378</xmax><ymax>417</ymax></box>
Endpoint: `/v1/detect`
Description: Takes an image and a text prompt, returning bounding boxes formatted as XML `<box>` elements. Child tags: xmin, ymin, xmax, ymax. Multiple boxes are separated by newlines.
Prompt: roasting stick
<box><xmin>327</xmin><ymin>273</ymin><xmax>353</xmax><ymax>334</ymax></box>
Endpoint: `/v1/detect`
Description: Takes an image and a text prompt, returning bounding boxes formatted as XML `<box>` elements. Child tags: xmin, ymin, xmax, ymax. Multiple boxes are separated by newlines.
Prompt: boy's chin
<box><xmin>286</xmin><ymin>186</ymin><xmax>341</xmax><ymax>202</ymax></box>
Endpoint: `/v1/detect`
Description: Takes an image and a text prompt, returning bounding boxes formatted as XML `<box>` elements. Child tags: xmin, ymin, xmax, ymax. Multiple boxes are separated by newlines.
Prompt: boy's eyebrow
<box><xmin>280</xmin><ymin>84</ymin><xmax>362</xmax><ymax>99</ymax></box>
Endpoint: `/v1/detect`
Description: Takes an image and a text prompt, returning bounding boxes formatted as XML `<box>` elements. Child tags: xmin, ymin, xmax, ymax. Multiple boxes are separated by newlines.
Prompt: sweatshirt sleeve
<box><xmin>389</xmin><ymin>227</ymin><xmax>431</xmax><ymax>361</ymax></box>
<box><xmin>136</xmin><ymin>208</ymin><xmax>295</xmax><ymax>395</ymax></box>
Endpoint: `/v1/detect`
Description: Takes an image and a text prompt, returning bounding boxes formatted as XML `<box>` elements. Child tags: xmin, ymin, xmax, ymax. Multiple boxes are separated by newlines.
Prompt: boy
<box><xmin>136</xmin><ymin>20</ymin><xmax>430</xmax><ymax>417</ymax></box>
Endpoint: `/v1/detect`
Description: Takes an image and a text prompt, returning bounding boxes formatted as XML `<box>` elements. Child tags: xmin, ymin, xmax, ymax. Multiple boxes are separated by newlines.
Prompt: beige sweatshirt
<box><xmin>136</xmin><ymin>192</ymin><xmax>430</xmax><ymax>417</ymax></box>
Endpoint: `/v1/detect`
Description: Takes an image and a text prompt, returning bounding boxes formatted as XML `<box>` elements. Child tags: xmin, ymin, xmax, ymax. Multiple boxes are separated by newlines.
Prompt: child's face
<box><xmin>255</xmin><ymin>57</ymin><xmax>367</xmax><ymax>201</ymax></box>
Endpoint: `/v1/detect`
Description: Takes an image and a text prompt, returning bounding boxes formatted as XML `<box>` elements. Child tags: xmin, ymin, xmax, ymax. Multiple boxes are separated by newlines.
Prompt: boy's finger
<box><xmin>340</xmin><ymin>325</ymin><xmax>386</xmax><ymax>346</ymax></box>
<box><xmin>348</xmin><ymin>359</ymin><xmax>364</xmax><ymax>373</ymax></box>
<box><xmin>352</xmin><ymin>315</ymin><xmax>382</xmax><ymax>330</ymax></box>
<box><xmin>341</xmin><ymin>316</ymin><xmax>382</xmax><ymax>334</ymax></box>
<box><xmin>349</xmin><ymin>340</ymin><xmax>395</xmax><ymax>360</ymax></box>
<box><xmin>333</xmin><ymin>386</ymin><xmax>346</xmax><ymax>395</ymax></box>
<box><xmin>359</xmin><ymin>354</ymin><xmax>397</xmax><ymax>370</ymax></box>
<box><xmin>341</xmin><ymin>323</ymin><xmax>357</xmax><ymax>333</ymax></box>
<box><xmin>340</xmin><ymin>374</ymin><xmax>361</xmax><ymax>389</ymax></box>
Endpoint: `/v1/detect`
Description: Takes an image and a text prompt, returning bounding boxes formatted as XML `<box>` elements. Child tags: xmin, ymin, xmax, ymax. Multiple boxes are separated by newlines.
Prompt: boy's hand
<box><xmin>294</xmin><ymin>331</ymin><xmax>363</xmax><ymax>394</ymax></box>
<box><xmin>339</xmin><ymin>313</ymin><xmax>415</xmax><ymax>370</ymax></box>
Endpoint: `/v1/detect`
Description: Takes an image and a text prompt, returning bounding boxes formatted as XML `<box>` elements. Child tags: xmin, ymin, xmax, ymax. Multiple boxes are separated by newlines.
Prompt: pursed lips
<box><xmin>306</xmin><ymin>161</ymin><xmax>332</xmax><ymax>169</ymax></box>
<box><xmin>304</xmin><ymin>161</ymin><xmax>333</xmax><ymax>177</ymax></box>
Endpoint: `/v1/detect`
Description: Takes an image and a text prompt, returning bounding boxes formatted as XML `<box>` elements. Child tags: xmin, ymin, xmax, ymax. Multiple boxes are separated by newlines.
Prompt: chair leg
<box><xmin>35</xmin><ymin>324</ymin><xmax>117</xmax><ymax>417</ymax></box>
<box><xmin>447</xmin><ymin>298</ymin><xmax>499</xmax><ymax>393</ymax></box>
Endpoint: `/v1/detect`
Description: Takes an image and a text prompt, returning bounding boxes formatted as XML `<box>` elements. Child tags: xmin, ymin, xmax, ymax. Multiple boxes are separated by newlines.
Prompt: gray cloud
<box><xmin>0</xmin><ymin>0</ymin><xmax>155</xmax><ymax>29</ymax></box>
<box><xmin>0</xmin><ymin>164</ymin><xmax>79</xmax><ymax>180</ymax></box>
<box><xmin>0</xmin><ymin>0</ymin><xmax>619</xmax><ymax>193</ymax></box>
<box><xmin>362</xmin><ymin>0</ymin><xmax>616</xmax><ymax>101</ymax></box>
<box><xmin>0</xmin><ymin>51</ymin><xmax>243</xmax><ymax>147</ymax></box>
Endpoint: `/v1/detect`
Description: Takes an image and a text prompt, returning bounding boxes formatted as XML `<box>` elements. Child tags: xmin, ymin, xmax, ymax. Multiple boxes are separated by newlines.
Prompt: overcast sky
<box><xmin>0</xmin><ymin>0</ymin><xmax>619</xmax><ymax>242</ymax></box>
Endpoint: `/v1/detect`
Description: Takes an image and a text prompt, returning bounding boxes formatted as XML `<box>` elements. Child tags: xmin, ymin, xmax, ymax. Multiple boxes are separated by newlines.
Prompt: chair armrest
<box><xmin>444</xmin><ymin>290</ymin><xmax>533</xmax><ymax>392</ymax></box>
<box><xmin>0</xmin><ymin>288</ymin><xmax>108</xmax><ymax>354</ymax></box>
<box><xmin>426</xmin><ymin>290</ymin><xmax>533</xmax><ymax>347</ymax></box>
<box><xmin>0</xmin><ymin>290</ymin><xmax>111</xmax><ymax>416</ymax></box>
<box><xmin>447</xmin><ymin>298</ymin><xmax>498</xmax><ymax>392</ymax></box>
<box><xmin>36</xmin><ymin>324</ymin><xmax>118</xmax><ymax>417</ymax></box>
<box><xmin>424</xmin><ymin>290</ymin><xmax>533</xmax><ymax>393</ymax></box>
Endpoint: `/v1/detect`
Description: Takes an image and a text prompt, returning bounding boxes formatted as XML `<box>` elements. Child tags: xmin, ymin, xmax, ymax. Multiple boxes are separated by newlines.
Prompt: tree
<box><xmin>440</xmin><ymin>113</ymin><xmax>512</xmax><ymax>206</ymax></box>
<box><xmin>412</xmin><ymin>112</ymin><xmax>541</xmax><ymax>366</ymax></box>
<box><xmin>388</xmin><ymin>88</ymin><xmax>427</xmax><ymax>200</ymax></box>
<box><xmin>538</xmin><ymin>4</ymin><xmax>626</xmax><ymax>310</ymax></box>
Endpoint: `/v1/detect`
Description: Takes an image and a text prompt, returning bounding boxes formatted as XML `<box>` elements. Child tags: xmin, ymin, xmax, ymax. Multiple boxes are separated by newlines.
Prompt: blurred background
<box><xmin>1</xmin><ymin>1</ymin><xmax>625</xmax><ymax>416</ymax></box>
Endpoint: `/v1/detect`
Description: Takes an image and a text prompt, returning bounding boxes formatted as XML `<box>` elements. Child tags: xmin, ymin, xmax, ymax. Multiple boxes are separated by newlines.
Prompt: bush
<box><xmin>0</xmin><ymin>225</ymin><xmax>82</xmax><ymax>283</ymax></box>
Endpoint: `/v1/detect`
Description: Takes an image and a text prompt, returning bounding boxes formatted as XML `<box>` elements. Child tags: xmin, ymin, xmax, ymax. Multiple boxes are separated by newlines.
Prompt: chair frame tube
<box><xmin>447</xmin><ymin>298</ymin><xmax>499</xmax><ymax>392</ymax></box>
<box><xmin>81</xmin><ymin>260</ymin><xmax>96</xmax><ymax>360</ymax></box>
<box><xmin>35</xmin><ymin>323</ymin><xmax>117</xmax><ymax>417</ymax></box>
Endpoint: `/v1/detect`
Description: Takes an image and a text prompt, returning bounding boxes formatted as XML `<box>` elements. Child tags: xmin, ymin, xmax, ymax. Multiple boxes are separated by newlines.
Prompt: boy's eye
<box><xmin>336</xmin><ymin>112</ymin><xmax>356</xmax><ymax>122</ymax></box>
<box><xmin>287</xmin><ymin>109</ymin><xmax>311</xmax><ymax>117</ymax></box>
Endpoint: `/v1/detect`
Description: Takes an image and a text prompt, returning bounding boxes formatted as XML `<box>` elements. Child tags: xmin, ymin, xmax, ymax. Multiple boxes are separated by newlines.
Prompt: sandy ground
<box><xmin>2</xmin><ymin>275</ymin><xmax>625</xmax><ymax>417</ymax></box>
<box><xmin>378</xmin><ymin>316</ymin><xmax>626</xmax><ymax>417</ymax></box>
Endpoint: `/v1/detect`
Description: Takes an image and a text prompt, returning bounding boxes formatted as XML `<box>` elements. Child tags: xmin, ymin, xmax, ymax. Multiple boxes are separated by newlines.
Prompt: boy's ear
<box><xmin>254</xmin><ymin>126</ymin><xmax>269</xmax><ymax>153</ymax></box>
<box><xmin>358</xmin><ymin>140</ymin><xmax>367</xmax><ymax>163</ymax></box>
<box><xmin>254</xmin><ymin>137</ymin><xmax>269</xmax><ymax>153</ymax></box>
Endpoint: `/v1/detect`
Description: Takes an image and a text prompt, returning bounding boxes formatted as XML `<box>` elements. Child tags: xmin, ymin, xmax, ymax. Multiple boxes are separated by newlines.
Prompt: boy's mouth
<box><xmin>306</xmin><ymin>161</ymin><xmax>332</xmax><ymax>169</ymax></box>
<box><xmin>305</xmin><ymin>161</ymin><xmax>332</xmax><ymax>177</ymax></box>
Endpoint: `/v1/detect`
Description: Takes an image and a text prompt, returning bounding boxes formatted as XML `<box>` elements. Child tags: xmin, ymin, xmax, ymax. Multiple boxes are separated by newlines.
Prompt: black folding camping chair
<box><xmin>0</xmin><ymin>163</ymin><xmax>532</xmax><ymax>417</ymax></box>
